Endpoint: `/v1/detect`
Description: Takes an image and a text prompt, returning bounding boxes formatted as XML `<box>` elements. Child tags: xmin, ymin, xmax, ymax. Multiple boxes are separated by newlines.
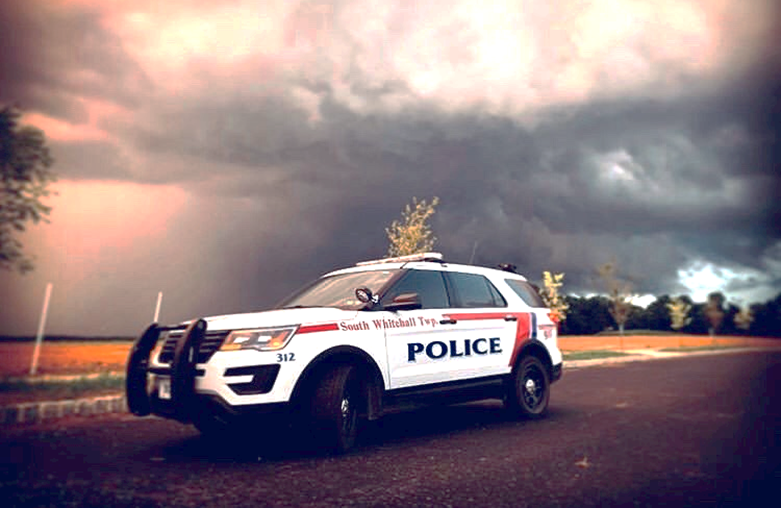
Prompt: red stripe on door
<box><xmin>442</xmin><ymin>312</ymin><xmax>514</xmax><ymax>321</ymax></box>
<box><xmin>297</xmin><ymin>323</ymin><xmax>339</xmax><ymax>334</ymax></box>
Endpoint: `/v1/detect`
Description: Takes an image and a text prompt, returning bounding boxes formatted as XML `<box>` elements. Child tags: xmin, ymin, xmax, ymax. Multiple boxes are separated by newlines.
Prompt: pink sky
<box><xmin>2</xmin><ymin>0</ymin><xmax>778</xmax><ymax>335</ymax></box>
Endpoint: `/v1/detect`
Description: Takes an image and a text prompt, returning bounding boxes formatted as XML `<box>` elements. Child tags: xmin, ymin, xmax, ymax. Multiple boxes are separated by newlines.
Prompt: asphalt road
<box><xmin>2</xmin><ymin>351</ymin><xmax>779</xmax><ymax>507</ymax></box>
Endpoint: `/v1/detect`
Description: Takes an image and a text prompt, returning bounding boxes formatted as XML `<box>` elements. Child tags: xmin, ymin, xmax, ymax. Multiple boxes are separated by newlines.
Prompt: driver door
<box><xmin>380</xmin><ymin>268</ymin><xmax>460</xmax><ymax>389</ymax></box>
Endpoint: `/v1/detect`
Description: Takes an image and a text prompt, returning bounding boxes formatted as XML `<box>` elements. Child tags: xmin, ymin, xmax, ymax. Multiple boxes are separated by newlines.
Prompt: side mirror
<box><xmin>383</xmin><ymin>293</ymin><xmax>422</xmax><ymax>311</ymax></box>
<box><xmin>355</xmin><ymin>287</ymin><xmax>378</xmax><ymax>308</ymax></box>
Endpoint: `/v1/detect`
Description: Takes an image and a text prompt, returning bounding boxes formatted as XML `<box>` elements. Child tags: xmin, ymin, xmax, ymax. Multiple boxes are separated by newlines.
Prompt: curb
<box><xmin>564</xmin><ymin>346</ymin><xmax>778</xmax><ymax>369</ymax></box>
<box><xmin>1</xmin><ymin>394</ymin><xmax>127</xmax><ymax>426</ymax></box>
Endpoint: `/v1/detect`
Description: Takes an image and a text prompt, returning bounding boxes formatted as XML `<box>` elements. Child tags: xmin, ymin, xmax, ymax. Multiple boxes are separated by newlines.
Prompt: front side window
<box><xmin>278</xmin><ymin>270</ymin><xmax>398</xmax><ymax>310</ymax></box>
<box><xmin>380</xmin><ymin>270</ymin><xmax>450</xmax><ymax>309</ymax></box>
<box><xmin>447</xmin><ymin>272</ymin><xmax>507</xmax><ymax>308</ymax></box>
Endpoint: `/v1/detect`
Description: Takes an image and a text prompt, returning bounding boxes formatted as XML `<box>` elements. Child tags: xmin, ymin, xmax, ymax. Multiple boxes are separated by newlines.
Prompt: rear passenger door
<box><xmin>438</xmin><ymin>271</ymin><xmax>517</xmax><ymax>379</ymax></box>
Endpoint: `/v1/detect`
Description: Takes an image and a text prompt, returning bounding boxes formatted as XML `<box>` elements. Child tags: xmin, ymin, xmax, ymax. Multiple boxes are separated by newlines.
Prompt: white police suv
<box><xmin>126</xmin><ymin>253</ymin><xmax>563</xmax><ymax>453</ymax></box>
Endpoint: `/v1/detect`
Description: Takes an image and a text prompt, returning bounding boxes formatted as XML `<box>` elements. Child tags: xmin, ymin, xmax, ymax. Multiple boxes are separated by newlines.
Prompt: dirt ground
<box><xmin>1</xmin><ymin>335</ymin><xmax>779</xmax><ymax>378</ymax></box>
<box><xmin>558</xmin><ymin>334</ymin><xmax>780</xmax><ymax>352</ymax></box>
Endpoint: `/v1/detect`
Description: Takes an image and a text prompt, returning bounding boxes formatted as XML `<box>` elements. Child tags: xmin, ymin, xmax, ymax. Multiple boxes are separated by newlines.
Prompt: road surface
<box><xmin>2</xmin><ymin>351</ymin><xmax>779</xmax><ymax>507</ymax></box>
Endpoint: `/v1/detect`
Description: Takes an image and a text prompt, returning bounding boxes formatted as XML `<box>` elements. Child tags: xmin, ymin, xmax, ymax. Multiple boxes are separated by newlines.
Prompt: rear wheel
<box><xmin>507</xmin><ymin>356</ymin><xmax>550</xmax><ymax>418</ymax></box>
<box><xmin>310</xmin><ymin>365</ymin><xmax>362</xmax><ymax>454</ymax></box>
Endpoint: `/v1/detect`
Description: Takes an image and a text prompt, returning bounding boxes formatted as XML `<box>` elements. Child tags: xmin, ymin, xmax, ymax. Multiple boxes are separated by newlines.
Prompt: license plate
<box><xmin>158</xmin><ymin>377</ymin><xmax>171</xmax><ymax>400</ymax></box>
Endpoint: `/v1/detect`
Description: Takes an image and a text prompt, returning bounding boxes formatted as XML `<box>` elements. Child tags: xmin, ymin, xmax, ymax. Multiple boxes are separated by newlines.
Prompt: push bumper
<box><xmin>127</xmin><ymin>320</ymin><xmax>287</xmax><ymax>424</ymax></box>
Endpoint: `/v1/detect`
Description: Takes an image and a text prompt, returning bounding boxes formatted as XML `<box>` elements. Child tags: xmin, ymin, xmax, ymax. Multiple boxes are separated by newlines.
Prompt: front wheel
<box><xmin>310</xmin><ymin>365</ymin><xmax>362</xmax><ymax>454</ymax></box>
<box><xmin>507</xmin><ymin>356</ymin><xmax>550</xmax><ymax>418</ymax></box>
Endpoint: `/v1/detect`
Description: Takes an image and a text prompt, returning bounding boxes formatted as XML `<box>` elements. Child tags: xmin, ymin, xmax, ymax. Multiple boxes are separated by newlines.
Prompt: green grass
<box><xmin>563</xmin><ymin>350</ymin><xmax>632</xmax><ymax>361</ymax></box>
<box><xmin>658</xmin><ymin>345</ymin><xmax>741</xmax><ymax>353</ymax></box>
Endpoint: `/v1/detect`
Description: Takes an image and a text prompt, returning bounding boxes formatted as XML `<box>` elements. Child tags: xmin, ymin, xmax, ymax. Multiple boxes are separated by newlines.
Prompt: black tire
<box><xmin>310</xmin><ymin>365</ymin><xmax>362</xmax><ymax>454</ymax></box>
<box><xmin>507</xmin><ymin>356</ymin><xmax>550</xmax><ymax>418</ymax></box>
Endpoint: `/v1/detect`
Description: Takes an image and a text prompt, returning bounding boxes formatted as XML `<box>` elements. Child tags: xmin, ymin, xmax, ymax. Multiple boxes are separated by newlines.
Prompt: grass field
<box><xmin>0</xmin><ymin>341</ymin><xmax>129</xmax><ymax>377</ymax></box>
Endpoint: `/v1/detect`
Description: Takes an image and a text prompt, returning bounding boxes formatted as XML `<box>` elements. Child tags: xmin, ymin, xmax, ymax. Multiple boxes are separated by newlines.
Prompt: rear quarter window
<box><xmin>505</xmin><ymin>279</ymin><xmax>546</xmax><ymax>308</ymax></box>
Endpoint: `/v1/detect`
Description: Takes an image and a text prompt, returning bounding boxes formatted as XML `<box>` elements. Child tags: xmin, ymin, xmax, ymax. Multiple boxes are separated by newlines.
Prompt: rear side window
<box><xmin>447</xmin><ymin>273</ymin><xmax>507</xmax><ymax>308</ymax></box>
<box><xmin>381</xmin><ymin>270</ymin><xmax>451</xmax><ymax>309</ymax></box>
<box><xmin>505</xmin><ymin>279</ymin><xmax>546</xmax><ymax>308</ymax></box>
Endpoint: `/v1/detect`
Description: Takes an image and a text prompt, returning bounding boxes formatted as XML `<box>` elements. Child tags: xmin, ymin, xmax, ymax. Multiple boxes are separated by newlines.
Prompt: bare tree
<box><xmin>385</xmin><ymin>197</ymin><xmax>439</xmax><ymax>257</ymax></box>
<box><xmin>597</xmin><ymin>259</ymin><xmax>634</xmax><ymax>336</ymax></box>
<box><xmin>704</xmin><ymin>292</ymin><xmax>725</xmax><ymax>338</ymax></box>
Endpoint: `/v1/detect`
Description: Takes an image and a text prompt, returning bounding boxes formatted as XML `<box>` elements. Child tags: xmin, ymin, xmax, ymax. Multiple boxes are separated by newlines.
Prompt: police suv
<box><xmin>126</xmin><ymin>253</ymin><xmax>563</xmax><ymax>453</ymax></box>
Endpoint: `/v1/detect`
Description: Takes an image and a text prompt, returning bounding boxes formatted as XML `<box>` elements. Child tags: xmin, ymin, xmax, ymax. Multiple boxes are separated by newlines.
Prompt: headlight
<box><xmin>220</xmin><ymin>326</ymin><xmax>297</xmax><ymax>352</ymax></box>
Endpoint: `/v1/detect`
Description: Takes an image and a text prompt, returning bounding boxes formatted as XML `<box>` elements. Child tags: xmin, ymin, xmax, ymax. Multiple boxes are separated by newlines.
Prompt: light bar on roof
<box><xmin>356</xmin><ymin>252</ymin><xmax>444</xmax><ymax>266</ymax></box>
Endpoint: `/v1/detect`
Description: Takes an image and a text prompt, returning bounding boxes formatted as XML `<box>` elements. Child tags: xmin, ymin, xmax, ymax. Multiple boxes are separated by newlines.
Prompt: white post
<box><xmin>153</xmin><ymin>291</ymin><xmax>163</xmax><ymax>323</ymax></box>
<box><xmin>30</xmin><ymin>283</ymin><xmax>53</xmax><ymax>376</ymax></box>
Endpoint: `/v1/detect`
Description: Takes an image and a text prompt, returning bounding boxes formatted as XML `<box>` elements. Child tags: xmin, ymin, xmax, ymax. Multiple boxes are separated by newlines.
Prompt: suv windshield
<box><xmin>278</xmin><ymin>270</ymin><xmax>398</xmax><ymax>310</ymax></box>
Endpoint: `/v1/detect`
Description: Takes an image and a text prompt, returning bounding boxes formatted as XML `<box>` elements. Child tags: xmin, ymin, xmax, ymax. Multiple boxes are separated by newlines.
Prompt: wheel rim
<box><xmin>521</xmin><ymin>364</ymin><xmax>545</xmax><ymax>410</ymax></box>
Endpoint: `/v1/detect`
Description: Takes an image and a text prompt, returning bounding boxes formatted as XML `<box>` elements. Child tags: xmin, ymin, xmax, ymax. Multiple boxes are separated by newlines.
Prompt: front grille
<box><xmin>158</xmin><ymin>330</ymin><xmax>230</xmax><ymax>364</ymax></box>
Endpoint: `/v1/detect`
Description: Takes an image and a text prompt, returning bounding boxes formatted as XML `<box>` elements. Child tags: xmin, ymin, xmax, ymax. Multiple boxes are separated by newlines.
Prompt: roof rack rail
<box><xmin>356</xmin><ymin>252</ymin><xmax>444</xmax><ymax>266</ymax></box>
<box><xmin>497</xmin><ymin>263</ymin><xmax>518</xmax><ymax>273</ymax></box>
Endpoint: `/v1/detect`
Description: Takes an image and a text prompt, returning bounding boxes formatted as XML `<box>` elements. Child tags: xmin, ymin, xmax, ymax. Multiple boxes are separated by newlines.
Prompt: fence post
<box><xmin>30</xmin><ymin>283</ymin><xmax>53</xmax><ymax>376</ymax></box>
<box><xmin>153</xmin><ymin>291</ymin><xmax>163</xmax><ymax>323</ymax></box>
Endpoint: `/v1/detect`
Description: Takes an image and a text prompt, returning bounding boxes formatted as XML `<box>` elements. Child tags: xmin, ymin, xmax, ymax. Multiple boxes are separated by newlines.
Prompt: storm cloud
<box><xmin>1</xmin><ymin>0</ymin><xmax>779</xmax><ymax>335</ymax></box>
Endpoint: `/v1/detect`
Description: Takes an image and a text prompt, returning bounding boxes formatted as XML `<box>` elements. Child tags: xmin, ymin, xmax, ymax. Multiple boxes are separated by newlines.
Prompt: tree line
<box><xmin>559</xmin><ymin>292</ymin><xmax>781</xmax><ymax>338</ymax></box>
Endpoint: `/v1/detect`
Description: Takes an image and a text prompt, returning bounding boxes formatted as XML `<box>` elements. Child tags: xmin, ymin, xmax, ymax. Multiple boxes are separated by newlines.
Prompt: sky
<box><xmin>1</xmin><ymin>0</ymin><xmax>779</xmax><ymax>336</ymax></box>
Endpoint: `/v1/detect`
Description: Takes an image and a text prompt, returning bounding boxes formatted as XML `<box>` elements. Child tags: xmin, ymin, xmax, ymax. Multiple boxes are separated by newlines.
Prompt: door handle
<box><xmin>439</xmin><ymin>318</ymin><xmax>457</xmax><ymax>325</ymax></box>
<box><xmin>504</xmin><ymin>315</ymin><xmax>518</xmax><ymax>322</ymax></box>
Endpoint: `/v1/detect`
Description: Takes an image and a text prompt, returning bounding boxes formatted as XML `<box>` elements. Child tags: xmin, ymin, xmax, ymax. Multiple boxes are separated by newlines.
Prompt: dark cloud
<box><xmin>0</xmin><ymin>0</ymin><xmax>152</xmax><ymax>120</ymax></box>
<box><xmin>1</xmin><ymin>0</ymin><xmax>779</xmax><ymax>335</ymax></box>
<box><xmin>50</xmin><ymin>140</ymin><xmax>133</xmax><ymax>180</ymax></box>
